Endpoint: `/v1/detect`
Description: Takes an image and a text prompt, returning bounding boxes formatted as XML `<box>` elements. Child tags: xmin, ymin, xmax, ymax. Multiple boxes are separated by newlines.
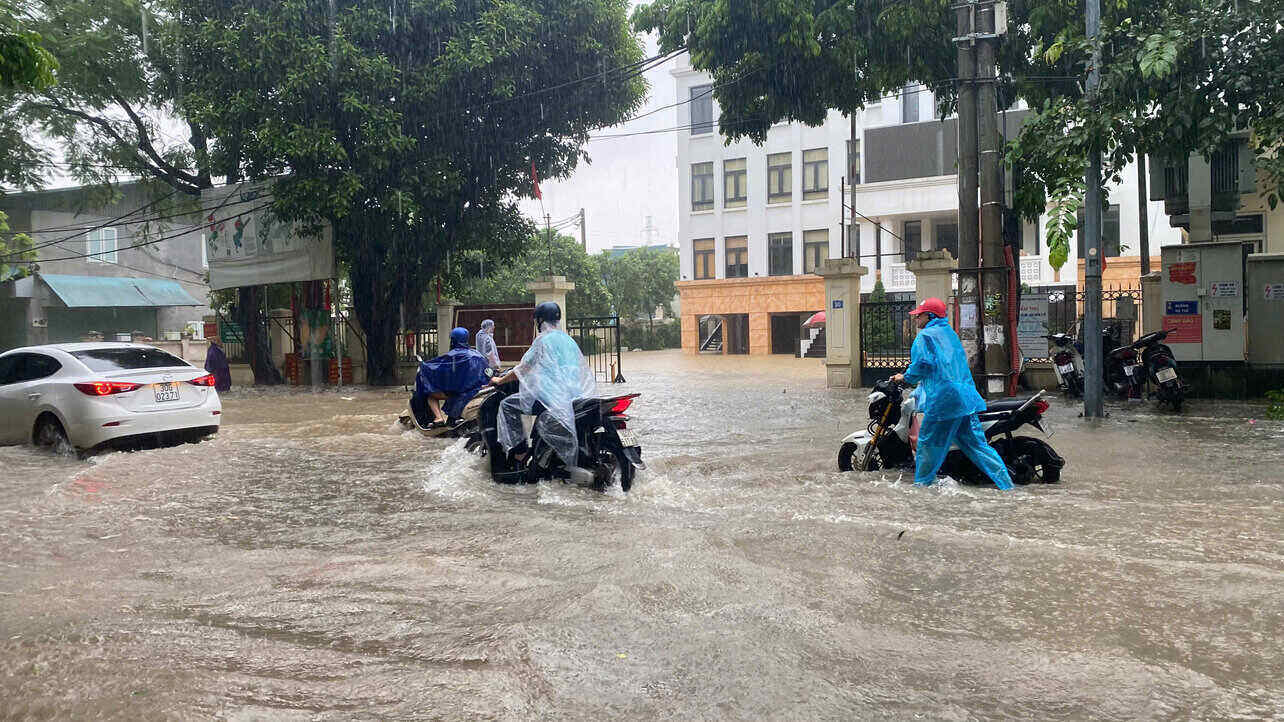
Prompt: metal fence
<box><xmin>860</xmin><ymin>300</ymin><xmax>916</xmax><ymax>386</ymax></box>
<box><xmin>1029</xmin><ymin>285</ymin><xmax>1143</xmax><ymax>360</ymax></box>
<box><xmin>397</xmin><ymin>325</ymin><xmax>438</xmax><ymax>362</ymax></box>
<box><xmin>566</xmin><ymin>315</ymin><xmax>624</xmax><ymax>383</ymax></box>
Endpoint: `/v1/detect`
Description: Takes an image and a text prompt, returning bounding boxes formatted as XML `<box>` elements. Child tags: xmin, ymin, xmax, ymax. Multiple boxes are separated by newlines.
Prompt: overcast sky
<box><xmin>517</xmin><ymin>30</ymin><xmax>679</xmax><ymax>253</ymax></box>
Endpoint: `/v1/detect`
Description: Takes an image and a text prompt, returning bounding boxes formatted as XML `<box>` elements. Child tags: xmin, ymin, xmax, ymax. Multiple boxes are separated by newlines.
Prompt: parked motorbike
<box><xmin>1046</xmin><ymin>333</ymin><xmax>1085</xmax><ymax>398</ymax></box>
<box><xmin>1104</xmin><ymin>342</ymin><xmax>1145</xmax><ymax>400</ymax></box>
<box><xmin>837</xmin><ymin>379</ymin><xmax>1064</xmax><ymax>485</ymax></box>
<box><xmin>1132</xmin><ymin>330</ymin><xmax>1186</xmax><ymax>411</ymax></box>
<box><xmin>479</xmin><ymin>382</ymin><xmax>645</xmax><ymax>492</ymax></box>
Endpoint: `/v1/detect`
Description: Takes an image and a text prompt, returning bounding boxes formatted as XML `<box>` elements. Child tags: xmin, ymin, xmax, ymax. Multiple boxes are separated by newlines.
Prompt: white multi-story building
<box><xmin>673</xmin><ymin>54</ymin><xmax>1190</xmax><ymax>356</ymax></box>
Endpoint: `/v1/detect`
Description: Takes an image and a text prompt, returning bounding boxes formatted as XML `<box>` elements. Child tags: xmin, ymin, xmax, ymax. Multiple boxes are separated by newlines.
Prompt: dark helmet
<box><xmin>534</xmin><ymin>301</ymin><xmax>561</xmax><ymax>327</ymax></box>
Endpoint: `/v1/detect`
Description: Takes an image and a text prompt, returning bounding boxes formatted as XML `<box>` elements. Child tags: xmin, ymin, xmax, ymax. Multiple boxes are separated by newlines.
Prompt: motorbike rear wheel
<box><xmin>594</xmin><ymin>447</ymin><xmax>635</xmax><ymax>492</ymax></box>
<box><xmin>993</xmin><ymin>436</ymin><xmax>1061</xmax><ymax>484</ymax></box>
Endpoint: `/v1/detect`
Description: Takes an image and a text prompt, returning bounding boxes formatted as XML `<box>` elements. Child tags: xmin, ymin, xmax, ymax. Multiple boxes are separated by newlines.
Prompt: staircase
<box><xmin>699</xmin><ymin>320</ymin><xmax>723</xmax><ymax>353</ymax></box>
<box><xmin>801</xmin><ymin>327</ymin><xmax>826</xmax><ymax>358</ymax></box>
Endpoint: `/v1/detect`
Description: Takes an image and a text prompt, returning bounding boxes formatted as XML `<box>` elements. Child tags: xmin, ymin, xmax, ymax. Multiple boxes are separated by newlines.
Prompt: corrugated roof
<box><xmin>40</xmin><ymin>274</ymin><xmax>203</xmax><ymax>308</ymax></box>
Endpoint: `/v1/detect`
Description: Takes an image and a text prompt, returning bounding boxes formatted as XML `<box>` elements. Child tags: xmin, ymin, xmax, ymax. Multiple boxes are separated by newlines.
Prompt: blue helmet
<box><xmin>449</xmin><ymin>327</ymin><xmax>470</xmax><ymax>348</ymax></box>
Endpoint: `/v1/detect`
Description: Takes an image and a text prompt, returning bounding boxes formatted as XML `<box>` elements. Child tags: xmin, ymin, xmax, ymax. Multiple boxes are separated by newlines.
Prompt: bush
<box><xmin>622</xmin><ymin>321</ymin><xmax>681</xmax><ymax>351</ymax></box>
<box><xmin>1267</xmin><ymin>389</ymin><xmax>1284</xmax><ymax>420</ymax></box>
<box><xmin>573</xmin><ymin>334</ymin><xmax>602</xmax><ymax>355</ymax></box>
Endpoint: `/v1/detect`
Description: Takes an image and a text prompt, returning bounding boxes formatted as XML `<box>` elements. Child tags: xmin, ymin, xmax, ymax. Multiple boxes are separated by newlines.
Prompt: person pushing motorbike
<box><xmin>486</xmin><ymin>302</ymin><xmax>596</xmax><ymax>467</ymax></box>
<box><xmin>891</xmin><ymin>298</ymin><xmax>1014</xmax><ymax>490</ymax></box>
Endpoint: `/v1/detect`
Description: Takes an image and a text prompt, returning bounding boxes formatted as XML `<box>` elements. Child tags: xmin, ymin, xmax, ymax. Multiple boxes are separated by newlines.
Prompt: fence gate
<box><xmin>860</xmin><ymin>300</ymin><xmax>915</xmax><ymax>387</ymax></box>
<box><xmin>566</xmin><ymin>315</ymin><xmax>624</xmax><ymax>383</ymax></box>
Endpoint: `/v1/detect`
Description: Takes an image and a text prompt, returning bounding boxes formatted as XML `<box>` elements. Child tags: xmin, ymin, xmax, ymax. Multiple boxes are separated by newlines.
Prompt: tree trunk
<box><xmin>351</xmin><ymin>259</ymin><xmax>402</xmax><ymax>386</ymax></box>
<box><xmin>235</xmin><ymin>286</ymin><xmax>283</xmax><ymax>385</ymax></box>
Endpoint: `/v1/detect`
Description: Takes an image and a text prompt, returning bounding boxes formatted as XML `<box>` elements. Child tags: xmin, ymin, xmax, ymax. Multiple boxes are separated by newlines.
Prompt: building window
<box><xmin>803</xmin><ymin>229</ymin><xmax>829</xmax><ymax>274</ymax></box>
<box><xmin>802</xmin><ymin>148</ymin><xmax>828</xmax><ymax>200</ymax></box>
<box><xmin>691</xmin><ymin>162</ymin><xmax>714</xmax><ymax>211</ymax></box>
<box><xmin>847</xmin><ymin>139</ymin><xmax>861</xmax><ymax>185</ymax></box>
<box><xmin>934</xmin><ymin>221</ymin><xmax>959</xmax><ymax>259</ymax></box>
<box><xmin>690</xmin><ymin>84</ymin><xmax>713</xmax><ymax>135</ymax></box>
<box><xmin>1021</xmin><ymin>221</ymin><xmax>1040</xmax><ymax>256</ymax></box>
<box><xmin>87</xmin><ymin>227</ymin><xmax>118</xmax><ymax>264</ymax></box>
<box><xmin>1077</xmin><ymin>204</ymin><xmax>1122</xmax><ymax>257</ymax></box>
<box><xmin>724</xmin><ymin>158</ymin><xmax>747</xmax><ymax>208</ymax></box>
<box><xmin>768</xmin><ymin>152</ymin><xmax>792</xmax><ymax>202</ymax></box>
<box><xmin>902</xmin><ymin>84</ymin><xmax>920</xmax><ymax>124</ymax></box>
<box><xmin>725</xmin><ymin>235</ymin><xmax>748</xmax><ymax>278</ymax></box>
<box><xmin>768</xmin><ymin>232</ymin><xmax>793</xmax><ymax>276</ymax></box>
<box><xmin>903</xmin><ymin>222</ymin><xmax>924</xmax><ymax>264</ymax></box>
<box><xmin>1213</xmin><ymin>214</ymin><xmax>1264</xmax><ymax>236</ymax></box>
<box><xmin>693</xmin><ymin>238</ymin><xmax>714</xmax><ymax>279</ymax></box>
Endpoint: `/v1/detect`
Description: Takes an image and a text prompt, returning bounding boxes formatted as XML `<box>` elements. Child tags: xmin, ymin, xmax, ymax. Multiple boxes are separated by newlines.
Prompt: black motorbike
<box><xmin>1104</xmin><ymin>341</ymin><xmax>1145</xmax><ymax>400</ymax></box>
<box><xmin>1132</xmin><ymin>330</ymin><xmax>1186</xmax><ymax>411</ymax></box>
<box><xmin>478</xmin><ymin>382</ymin><xmax>644</xmax><ymax>492</ymax></box>
<box><xmin>1046</xmin><ymin>333</ymin><xmax>1085</xmax><ymax>398</ymax></box>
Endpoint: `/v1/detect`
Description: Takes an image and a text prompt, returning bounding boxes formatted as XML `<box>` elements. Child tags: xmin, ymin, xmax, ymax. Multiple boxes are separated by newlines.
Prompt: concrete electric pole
<box><xmin>1083</xmin><ymin>0</ymin><xmax>1105</xmax><ymax>418</ymax></box>
<box><xmin>954</xmin><ymin>1</ymin><xmax>983</xmax><ymax>387</ymax></box>
<box><xmin>579</xmin><ymin>208</ymin><xmax>587</xmax><ymax>251</ymax></box>
<box><xmin>976</xmin><ymin>1</ymin><xmax>1010</xmax><ymax>397</ymax></box>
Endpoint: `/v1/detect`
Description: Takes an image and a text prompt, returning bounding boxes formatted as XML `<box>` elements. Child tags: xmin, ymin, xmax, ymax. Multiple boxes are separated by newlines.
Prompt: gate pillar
<box><xmin>816</xmin><ymin>258</ymin><xmax>869</xmax><ymax>389</ymax></box>
<box><xmin>526</xmin><ymin>275</ymin><xmax>575</xmax><ymax>325</ymax></box>
<box><xmin>906</xmin><ymin>249</ymin><xmax>956</xmax><ymax>307</ymax></box>
<box><xmin>437</xmin><ymin>299</ymin><xmax>458</xmax><ymax>355</ymax></box>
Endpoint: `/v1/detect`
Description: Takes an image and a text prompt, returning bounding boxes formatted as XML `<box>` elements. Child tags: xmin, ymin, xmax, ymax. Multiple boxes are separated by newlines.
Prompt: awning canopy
<box><xmin>40</xmin><ymin>274</ymin><xmax>203</xmax><ymax>308</ymax></box>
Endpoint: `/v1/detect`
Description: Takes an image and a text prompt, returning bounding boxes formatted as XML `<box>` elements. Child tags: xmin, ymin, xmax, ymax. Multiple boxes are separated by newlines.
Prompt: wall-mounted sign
<box><xmin>1017</xmin><ymin>297</ymin><xmax>1049</xmax><ymax>359</ymax></box>
<box><xmin>1166</xmin><ymin>300</ymin><xmax>1198</xmax><ymax>315</ymax></box>
<box><xmin>1265</xmin><ymin>283</ymin><xmax>1284</xmax><ymax>301</ymax></box>
<box><xmin>1168</xmin><ymin>262</ymin><xmax>1197</xmax><ymax>285</ymax></box>
<box><xmin>1210</xmin><ymin>281</ymin><xmax>1240</xmax><ymax>298</ymax></box>
<box><xmin>1163</xmin><ymin>315</ymin><xmax>1202</xmax><ymax>343</ymax></box>
<box><xmin>831</xmin><ymin>299</ymin><xmax>844</xmax><ymax>309</ymax></box>
<box><xmin>1213</xmin><ymin>309</ymin><xmax>1232</xmax><ymax>330</ymax></box>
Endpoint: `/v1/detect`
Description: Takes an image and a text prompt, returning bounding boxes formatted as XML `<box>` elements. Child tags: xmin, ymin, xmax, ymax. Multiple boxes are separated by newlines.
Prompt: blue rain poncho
<box><xmin>903</xmin><ymin>317</ymin><xmax>1012</xmax><ymax>489</ymax></box>
<box><xmin>497</xmin><ymin>320</ymin><xmax>598</xmax><ymax>466</ymax></box>
<box><xmin>414</xmin><ymin>328</ymin><xmax>491</xmax><ymax>419</ymax></box>
<box><xmin>475</xmin><ymin>320</ymin><xmax>501</xmax><ymax>370</ymax></box>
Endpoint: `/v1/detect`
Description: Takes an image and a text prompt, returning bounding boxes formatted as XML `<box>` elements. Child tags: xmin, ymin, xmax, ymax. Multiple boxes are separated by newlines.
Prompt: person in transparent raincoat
<box><xmin>475</xmin><ymin>319</ymin><xmax>501</xmax><ymax>371</ymax></box>
<box><xmin>487</xmin><ymin>302</ymin><xmax>597</xmax><ymax>467</ymax></box>
<box><xmin>891</xmin><ymin>297</ymin><xmax>1013</xmax><ymax>490</ymax></box>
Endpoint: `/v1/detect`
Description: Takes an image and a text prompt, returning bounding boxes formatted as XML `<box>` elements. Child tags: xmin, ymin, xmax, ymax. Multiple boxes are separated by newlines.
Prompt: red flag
<box><xmin>530</xmin><ymin>161</ymin><xmax>542</xmax><ymax>200</ymax></box>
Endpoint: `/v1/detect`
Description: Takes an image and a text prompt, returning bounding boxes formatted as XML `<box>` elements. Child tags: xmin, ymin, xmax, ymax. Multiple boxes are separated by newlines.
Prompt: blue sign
<box><xmin>832</xmin><ymin>299</ymin><xmax>844</xmax><ymax>309</ymax></box>
<box><xmin>1166</xmin><ymin>300</ymin><xmax>1198</xmax><ymax>315</ymax></box>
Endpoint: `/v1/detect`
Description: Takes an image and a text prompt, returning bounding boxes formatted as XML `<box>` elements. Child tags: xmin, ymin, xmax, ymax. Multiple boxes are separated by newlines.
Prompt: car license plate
<box><xmin>1124</xmin><ymin>364</ymin><xmax>1140</xmax><ymax>377</ymax></box>
<box><xmin>1057</xmin><ymin>363</ymin><xmax>1074</xmax><ymax>375</ymax></box>
<box><xmin>1156</xmin><ymin>367</ymin><xmax>1178</xmax><ymax>383</ymax></box>
<box><xmin>616</xmin><ymin>428</ymin><xmax>639</xmax><ymax>447</ymax></box>
<box><xmin>154</xmin><ymin>382</ymin><xmax>180</xmax><ymax>402</ymax></box>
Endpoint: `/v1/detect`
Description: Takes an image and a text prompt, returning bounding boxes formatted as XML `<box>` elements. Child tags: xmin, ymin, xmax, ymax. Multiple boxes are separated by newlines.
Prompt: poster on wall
<box><xmin>202</xmin><ymin>180</ymin><xmax>335</xmax><ymax>291</ymax></box>
<box><xmin>1266</xmin><ymin>283</ymin><xmax>1284</xmax><ymax>301</ymax></box>
<box><xmin>1168</xmin><ymin>262</ymin><xmax>1197</xmax><ymax>285</ymax></box>
<box><xmin>1162</xmin><ymin>315</ymin><xmax>1203</xmax><ymax>344</ymax></box>
<box><xmin>1017</xmin><ymin>296</ymin><xmax>1049</xmax><ymax>358</ymax></box>
<box><xmin>1210</xmin><ymin>281</ymin><xmax>1240</xmax><ymax>298</ymax></box>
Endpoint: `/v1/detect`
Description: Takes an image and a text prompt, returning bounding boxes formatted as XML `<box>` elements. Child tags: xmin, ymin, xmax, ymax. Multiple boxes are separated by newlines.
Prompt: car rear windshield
<box><xmin>71</xmin><ymin>348</ymin><xmax>192</xmax><ymax>372</ymax></box>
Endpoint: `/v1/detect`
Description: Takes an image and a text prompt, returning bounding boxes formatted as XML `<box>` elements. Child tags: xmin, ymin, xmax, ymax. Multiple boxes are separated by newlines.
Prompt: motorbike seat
<box><xmin>572</xmin><ymin>398</ymin><xmax>602</xmax><ymax>415</ymax></box>
<box><xmin>982</xmin><ymin>397</ymin><xmax>1034</xmax><ymax>413</ymax></box>
<box><xmin>1108</xmin><ymin>345</ymin><xmax>1134</xmax><ymax>358</ymax></box>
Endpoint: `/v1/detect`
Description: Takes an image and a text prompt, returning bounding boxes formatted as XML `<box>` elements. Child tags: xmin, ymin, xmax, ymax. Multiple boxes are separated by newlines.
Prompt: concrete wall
<box><xmin>677</xmin><ymin>275</ymin><xmax>825</xmax><ymax>355</ymax></box>
<box><xmin>1247</xmin><ymin>253</ymin><xmax>1284</xmax><ymax>365</ymax></box>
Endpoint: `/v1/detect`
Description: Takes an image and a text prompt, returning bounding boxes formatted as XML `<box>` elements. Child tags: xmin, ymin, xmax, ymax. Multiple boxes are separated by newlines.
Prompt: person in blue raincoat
<box><xmin>415</xmin><ymin>327</ymin><xmax>492</xmax><ymax>426</ymax></box>
<box><xmin>891</xmin><ymin>298</ymin><xmax>1013</xmax><ymax>490</ymax></box>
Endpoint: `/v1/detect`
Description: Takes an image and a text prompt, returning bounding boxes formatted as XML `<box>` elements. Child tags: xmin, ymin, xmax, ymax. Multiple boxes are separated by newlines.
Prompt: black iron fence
<box><xmin>860</xmin><ymin>300</ymin><xmax>916</xmax><ymax>386</ymax></box>
<box><xmin>1028</xmin><ymin>285</ymin><xmax>1143</xmax><ymax>361</ymax></box>
<box><xmin>567</xmin><ymin>315</ymin><xmax>624</xmax><ymax>383</ymax></box>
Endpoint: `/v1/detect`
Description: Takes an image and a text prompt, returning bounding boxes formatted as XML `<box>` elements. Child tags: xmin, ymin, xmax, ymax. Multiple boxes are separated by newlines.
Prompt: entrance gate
<box><xmin>860</xmin><ymin>300</ymin><xmax>915</xmax><ymax>387</ymax></box>
<box><xmin>566</xmin><ymin>315</ymin><xmax>624</xmax><ymax>383</ymax></box>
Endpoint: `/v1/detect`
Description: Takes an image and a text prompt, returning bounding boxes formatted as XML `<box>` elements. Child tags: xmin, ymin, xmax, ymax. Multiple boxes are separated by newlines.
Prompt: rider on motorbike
<box><xmin>890</xmin><ymin>298</ymin><xmax>1014</xmax><ymax>490</ymax></box>
<box><xmin>487</xmin><ymin>302</ymin><xmax>596</xmax><ymax>467</ymax></box>
<box><xmin>414</xmin><ymin>327</ymin><xmax>492</xmax><ymax>427</ymax></box>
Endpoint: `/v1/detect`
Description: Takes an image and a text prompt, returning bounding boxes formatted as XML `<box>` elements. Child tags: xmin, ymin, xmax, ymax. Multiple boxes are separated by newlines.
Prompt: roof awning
<box><xmin>40</xmin><ymin>274</ymin><xmax>203</xmax><ymax>308</ymax></box>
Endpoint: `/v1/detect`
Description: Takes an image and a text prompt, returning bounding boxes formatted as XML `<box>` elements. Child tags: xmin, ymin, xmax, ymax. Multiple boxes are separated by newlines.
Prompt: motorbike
<box><xmin>397</xmin><ymin>362</ymin><xmax>498</xmax><ymax>439</ymax></box>
<box><xmin>479</xmin><ymin>382</ymin><xmax>645</xmax><ymax>492</ymax></box>
<box><xmin>1046</xmin><ymin>333</ymin><xmax>1085</xmax><ymax>398</ymax></box>
<box><xmin>1104</xmin><ymin>342</ymin><xmax>1145</xmax><ymax>400</ymax></box>
<box><xmin>1132</xmin><ymin>330</ymin><xmax>1186</xmax><ymax>411</ymax></box>
<box><xmin>837</xmin><ymin>379</ymin><xmax>1064</xmax><ymax>485</ymax></box>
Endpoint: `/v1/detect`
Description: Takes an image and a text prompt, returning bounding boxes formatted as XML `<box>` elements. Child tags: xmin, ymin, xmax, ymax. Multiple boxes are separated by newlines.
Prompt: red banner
<box><xmin>1168</xmin><ymin>262</ymin><xmax>1197</xmax><ymax>285</ymax></box>
<box><xmin>1162</xmin><ymin>315</ymin><xmax>1202</xmax><ymax>343</ymax></box>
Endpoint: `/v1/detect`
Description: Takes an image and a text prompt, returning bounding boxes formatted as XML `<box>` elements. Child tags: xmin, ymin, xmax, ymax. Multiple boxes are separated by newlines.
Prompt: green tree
<box><xmin>0</xmin><ymin>0</ymin><xmax>57</xmax><ymax>91</ymax></box>
<box><xmin>0</xmin><ymin>210</ymin><xmax>35</xmax><ymax>281</ymax></box>
<box><xmin>865</xmin><ymin>279</ymin><xmax>894</xmax><ymax>352</ymax></box>
<box><xmin>601</xmin><ymin>246</ymin><xmax>678</xmax><ymax>329</ymax></box>
<box><xmin>180</xmin><ymin>0</ymin><xmax>645</xmax><ymax>384</ymax></box>
<box><xmin>444</xmin><ymin>232</ymin><xmax>613</xmax><ymax>319</ymax></box>
<box><xmin>634</xmin><ymin>0</ymin><xmax>1284</xmax><ymax>270</ymax></box>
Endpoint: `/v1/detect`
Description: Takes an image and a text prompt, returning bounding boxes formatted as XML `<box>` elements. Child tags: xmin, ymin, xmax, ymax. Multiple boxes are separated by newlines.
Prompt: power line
<box><xmin>0</xmin><ymin>192</ymin><xmax>269</xmax><ymax>239</ymax></box>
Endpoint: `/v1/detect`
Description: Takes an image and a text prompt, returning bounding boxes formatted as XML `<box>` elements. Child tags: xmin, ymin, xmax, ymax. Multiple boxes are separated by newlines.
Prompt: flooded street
<box><xmin>2</xmin><ymin>350</ymin><xmax>1282</xmax><ymax>719</ymax></box>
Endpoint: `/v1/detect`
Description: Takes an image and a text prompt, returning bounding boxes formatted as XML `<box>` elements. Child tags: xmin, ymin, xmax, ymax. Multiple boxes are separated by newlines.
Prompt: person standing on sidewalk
<box><xmin>891</xmin><ymin>297</ymin><xmax>1013</xmax><ymax>490</ymax></box>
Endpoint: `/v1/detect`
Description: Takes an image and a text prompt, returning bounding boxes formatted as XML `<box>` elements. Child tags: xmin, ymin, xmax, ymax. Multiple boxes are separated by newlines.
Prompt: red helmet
<box><xmin>908</xmin><ymin>297</ymin><xmax>948</xmax><ymax>318</ymax></box>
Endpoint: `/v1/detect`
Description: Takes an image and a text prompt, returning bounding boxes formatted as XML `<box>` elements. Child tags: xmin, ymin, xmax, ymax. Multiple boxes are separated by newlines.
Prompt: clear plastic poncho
<box><xmin>496</xmin><ymin>320</ymin><xmax>598</xmax><ymax>467</ymax></box>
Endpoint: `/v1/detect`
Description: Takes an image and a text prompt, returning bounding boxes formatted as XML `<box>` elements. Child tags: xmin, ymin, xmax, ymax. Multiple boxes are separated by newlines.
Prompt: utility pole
<box><xmin>579</xmin><ymin>208</ymin><xmax>587</xmax><ymax>251</ymax></box>
<box><xmin>1137</xmin><ymin>153</ymin><xmax>1151</xmax><ymax>276</ymax></box>
<box><xmin>954</xmin><ymin>1</ymin><xmax>983</xmax><ymax>388</ymax></box>
<box><xmin>1083</xmin><ymin>0</ymin><xmax>1105</xmax><ymax>418</ymax></box>
<box><xmin>545</xmin><ymin>213</ymin><xmax>553</xmax><ymax>277</ymax></box>
<box><xmin>976</xmin><ymin>0</ymin><xmax>1009</xmax><ymax>397</ymax></box>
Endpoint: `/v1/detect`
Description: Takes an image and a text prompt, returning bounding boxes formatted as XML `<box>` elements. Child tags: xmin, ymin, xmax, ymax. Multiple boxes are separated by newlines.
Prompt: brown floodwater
<box><xmin>1</xmin><ymin>350</ymin><xmax>1282</xmax><ymax>719</ymax></box>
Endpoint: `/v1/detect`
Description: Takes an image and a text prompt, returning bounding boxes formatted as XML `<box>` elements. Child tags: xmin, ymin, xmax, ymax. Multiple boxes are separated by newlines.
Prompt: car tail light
<box><xmin>607</xmin><ymin>395</ymin><xmax>639</xmax><ymax>415</ymax></box>
<box><xmin>187</xmin><ymin>374</ymin><xmax>217</xmax><ymax>387</ymax></box>
<box><xmin>75</xmin><ymin>381</ymin><xmax>142</xmax><ymax>396</ymax></box>
<box><xmin>1033</xmin><ymin>400</ymin><xmax>1050</xmax><ymax>415</ymax></box>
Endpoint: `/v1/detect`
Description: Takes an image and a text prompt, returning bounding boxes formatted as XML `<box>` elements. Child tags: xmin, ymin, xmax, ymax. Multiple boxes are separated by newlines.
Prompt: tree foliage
<box><xmin>0</xmin><ymin>210</ymin><xmax>35</xmax><ymax>281</ymax></box>
<box><xmin>444</xmin><ymin>232</ymin><xmax>613</xmax><ymax>318</ymax></box>
<box><xmin>635</xmin><ymin>0</ymin><xmax>1284</xmax><ymax>270</ymax></box>
<box><xmin>0</xmin><ymin>0</ymin><xmax>57</xmax><ymax>92</ymax></box>
<box><xmin>178</xmin><ymin>0</ymin><xmax>646</xmax><ymax>384</ymax></box>
<box><xmin>601</xmin><ymin>246</ymin><xmax>678</xmax><ymax>327</ymax></box>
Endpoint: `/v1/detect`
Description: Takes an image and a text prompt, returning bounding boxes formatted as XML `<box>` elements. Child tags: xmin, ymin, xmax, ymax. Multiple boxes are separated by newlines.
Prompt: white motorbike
<box><xmin>837</xmin><ymin>379</ymin><xmax>1064</xmax><ymax>485</ymax></box>
<box><xmin>1046</xmin><ymin>333</ymin><xmax>1085</xmax><ymax>398</ymax></box>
